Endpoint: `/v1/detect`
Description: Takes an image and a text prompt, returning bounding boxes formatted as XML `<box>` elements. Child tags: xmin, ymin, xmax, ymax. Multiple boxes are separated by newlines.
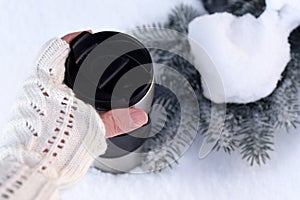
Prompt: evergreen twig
<box><xmin>133</xmin><ymin>1</ymin><xmax>300</xmax><ymax>170</ymax></box>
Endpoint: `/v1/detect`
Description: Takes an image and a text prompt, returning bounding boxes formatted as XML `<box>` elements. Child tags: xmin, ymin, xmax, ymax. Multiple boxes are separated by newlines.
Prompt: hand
<box><xmin>62</xmin><ymin>31</ymin><xmax>148</xmax><ymax>139</ymax></box>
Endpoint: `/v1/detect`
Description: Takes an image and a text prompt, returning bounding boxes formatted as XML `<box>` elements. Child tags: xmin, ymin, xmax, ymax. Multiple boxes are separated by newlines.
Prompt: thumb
<box><xmin>100</xmin><ymin>108</ymin><xmax>148</xmax><ymax>138</ymax></box>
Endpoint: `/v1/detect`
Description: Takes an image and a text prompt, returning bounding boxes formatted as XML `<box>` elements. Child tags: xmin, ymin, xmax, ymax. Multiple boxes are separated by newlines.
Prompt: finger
<box><xmin>61</xmin><ymin>30</ymin><xmax>92</xmax><ymax>44</ymax></box>
<box><xmin>100</xmin><ymin>108</ymin><xmax>148</xmax><ymax>138</ymax></box>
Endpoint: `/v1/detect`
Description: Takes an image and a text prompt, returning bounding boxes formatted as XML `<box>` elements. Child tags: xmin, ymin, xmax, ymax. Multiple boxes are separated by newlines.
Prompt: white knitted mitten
<box><xmin>0</xmin><ymin>38</ymin><xmax>107</xmax><ymax>200</ymax></box>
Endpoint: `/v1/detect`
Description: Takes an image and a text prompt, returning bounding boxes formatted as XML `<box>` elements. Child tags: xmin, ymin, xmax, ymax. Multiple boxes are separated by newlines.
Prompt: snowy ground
<box><xmin>0</xmin><ymin>0</ymin><xmax>300</xmax><ymax>199</ymax></box>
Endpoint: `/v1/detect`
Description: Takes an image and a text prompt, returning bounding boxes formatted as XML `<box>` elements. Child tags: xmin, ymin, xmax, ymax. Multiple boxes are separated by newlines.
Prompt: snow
<box><xmin>189</xmin><ymin>2</ymin><xmax>300</xmax><ymax>103</ymax></box>
<box><xmin>1</xmin><ymin>0</ymin><xmax>300</xmax><ymax>200</ymax></box>
<box><xmin>266</xmin><ymin>0</ymin><xmax>300</xmax><ymax>12</ymax></box>
<box><xmin>62</xmin><ymin>131</ymin><xmax>300</xmax><ymax>200</ymax></box>
<box><xmin>266</xmin><ymin>0</ymin><xmax>300</xmax><ymax>31</ymax></box>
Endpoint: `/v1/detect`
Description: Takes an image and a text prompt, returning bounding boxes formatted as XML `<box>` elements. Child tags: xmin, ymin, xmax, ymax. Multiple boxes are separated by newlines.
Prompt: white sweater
<box><xmin>0</xmin><ymin>38</ymin><xmax>108</xmax><ymax>200</ymax></box>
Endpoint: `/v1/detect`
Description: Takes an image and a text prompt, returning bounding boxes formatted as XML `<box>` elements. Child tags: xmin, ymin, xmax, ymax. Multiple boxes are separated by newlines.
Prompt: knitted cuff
<box><xmin>0</xmin><ymin>160</ymin><xmax>59</xmax><ymax>200</ymax></box>
<box><xmin>0</xmin><ymin>37</ymin><xmax>108</xmax><ymax>200</ymax></box>
<box><xmin>32</xmin><ymin>38</ymin><xmax>107</xmax><ymax>188</ymax></box>
<box><xmin>35</xmin><ymin>38</ymin><xmax>70</xmax><ymax>86</ymax></box>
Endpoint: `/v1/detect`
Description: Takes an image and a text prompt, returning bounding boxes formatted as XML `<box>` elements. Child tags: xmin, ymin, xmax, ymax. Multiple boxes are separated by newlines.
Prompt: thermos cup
<box><xmin>64</xmin><ymin>31</ymin><xmax>154</xmax><ymax>173</ymax></box>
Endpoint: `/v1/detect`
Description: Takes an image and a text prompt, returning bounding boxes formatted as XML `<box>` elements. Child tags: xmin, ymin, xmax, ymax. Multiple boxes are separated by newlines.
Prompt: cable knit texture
<box><xmin>0</xmin><ymin>38</ymin><xmax>107</xmax><ymax>200</ymax></box>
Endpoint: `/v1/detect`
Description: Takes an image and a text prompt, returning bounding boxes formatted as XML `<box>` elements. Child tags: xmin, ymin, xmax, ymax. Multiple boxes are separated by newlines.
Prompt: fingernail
<box><xmin>130</xmin><ymin>109</ymin><xmax>148</xmax><ymax>127</ymax></box>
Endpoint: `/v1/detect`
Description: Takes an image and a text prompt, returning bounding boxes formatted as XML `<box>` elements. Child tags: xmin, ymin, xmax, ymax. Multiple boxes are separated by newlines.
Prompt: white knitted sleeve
<box><xmin>0</xmin><ymin>38</ymin><xmax>107</xmax><ymax>200</ymax></box>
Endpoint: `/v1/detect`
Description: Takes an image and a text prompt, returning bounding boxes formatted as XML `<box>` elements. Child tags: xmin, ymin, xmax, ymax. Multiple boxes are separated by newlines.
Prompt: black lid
<box><xmin>64</xmin><ymin>31</ymin><xmax>153</xmax><ymax>112</ymax></box>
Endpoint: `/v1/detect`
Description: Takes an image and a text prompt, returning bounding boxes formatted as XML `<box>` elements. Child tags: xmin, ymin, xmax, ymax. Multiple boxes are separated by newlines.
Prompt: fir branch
<box><xmin>219</xmin><ymin>0</ymin><xmax>300</xmax><ymax>164</ymax></box>
<box><xmin>227</xmin><ymin>0</ymin><xmax>266</xmax><ymax>17</ymax></box>
<box><xmin>202</xmin><ymin>0</ymin><xmax>234</xmax><ymax>14</ymax></box>
<box><xmin>166</xmin><ymin>4</ymin><xmax>201</xmax><ymax>34</ymax></box>
<box><xmin>290</xmin><ymin>27</ymin><xmax>300</xmax><ymax>53</ymax></box>
<box><xmin>239</xmin><ymin>128</ymin><xmax>274</xmax><ymax>166</ymax></box>
<box><xmin>238</xmin><ymin>112</ymin><xmax>274</xmax><ymax>166</ymax></box>
<box><xmin>215</xmin><ymin>112</ymin><xmax>239</xmax><ymax>153</ymax></box>
<box><xmin>141</xmin><ymin>68</ymin><xmax>200</xmax><ymax>172</ymax></box>
<box><xmin>269</xmin><ymin>52</ymin><xmax>300</xmax><ymax>131</ymax></box>
<box><xmin>134</xmin><ymin>1</ymin><xmax>300</xmax><ymax>168</ymax></box>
